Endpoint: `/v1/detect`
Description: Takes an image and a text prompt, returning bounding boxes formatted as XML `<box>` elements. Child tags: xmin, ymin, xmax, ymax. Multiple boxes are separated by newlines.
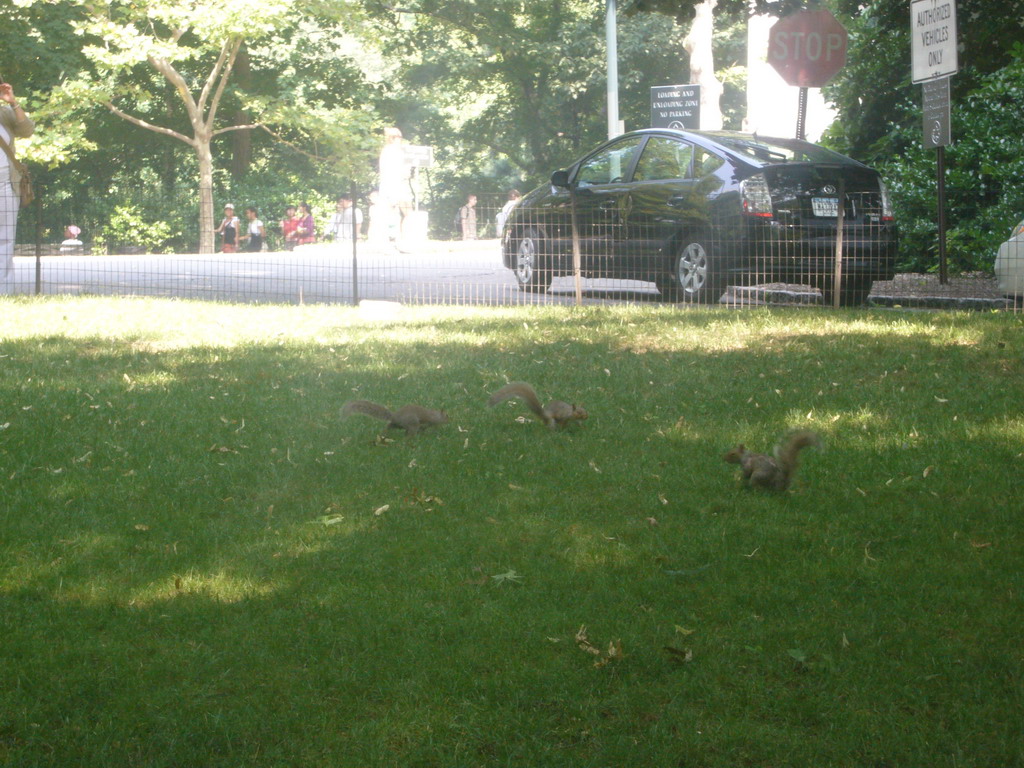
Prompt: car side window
<box><xmin>575</xmin><ymin>137</ymin><xmax>644</xmax><ymax>187</ymax></box>
<box><xmin>694</xmin><ymin>147</ymin><xmax>725</xmax><ymax>178</ymax></box>
<box><xmin>633</xmin><ymin>137</ymin><xmax>695</xmax><ymax>182</ymax></box>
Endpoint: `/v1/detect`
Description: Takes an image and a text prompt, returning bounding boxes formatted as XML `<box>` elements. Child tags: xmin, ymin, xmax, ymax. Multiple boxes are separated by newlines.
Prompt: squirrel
<box><xmin>487</xmin><ymin>382</ymin><xmax>588</xmax><ymax>429</ymax></box>
<box><xmin>723</xmin><ymin>429</ymin><xmax>821</xmax><ymax>491</ymax></box>
<box><xmin>341</xmin><ymin>399</ymin><xmax>449</xmax><ymax>435</ymax></box>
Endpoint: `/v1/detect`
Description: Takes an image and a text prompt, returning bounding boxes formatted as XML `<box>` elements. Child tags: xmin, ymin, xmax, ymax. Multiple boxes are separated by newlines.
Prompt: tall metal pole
<box><xmin>795</xmin><ymin>86</ymin><xmax>808</xmax><ymax>141</ymax></box>
<box><xmin>351</xmin><ymin>190</ymin><xmax>359</xmax><ymax>305</ymax></box>
<box><xmin>606</xmin><ymin>0</ymin><xmax>620</xmax><ymax>140</ymax></box>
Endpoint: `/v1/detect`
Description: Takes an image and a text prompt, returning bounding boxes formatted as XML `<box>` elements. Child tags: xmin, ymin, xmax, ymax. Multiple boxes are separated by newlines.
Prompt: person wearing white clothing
<box><xmin>378</xmin><ymin>127</ymin><xmax>413</xmax><ymax>241</ymax></box>
<box><xmin>0</xmin><ymin>77</ymin><xmax>35</xmax><ymax>294</ymax></box>
<box><xmin>495</xmin><ymin>189</ymin><xmax>521</xmax><ymax>236</ymax></box>
<box><xmin>327</xmin><ymin>195</ymin><xmax>363</xmax><ymax>244</ymax></box>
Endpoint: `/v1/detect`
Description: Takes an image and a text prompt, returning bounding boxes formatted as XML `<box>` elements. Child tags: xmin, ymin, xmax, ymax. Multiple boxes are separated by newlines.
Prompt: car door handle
<box><xmin>599</xmin><ymin>200</ymin><xmax>618</xmax><ymax>210</ymax></box>
<box><xmin>668</xmin><ymin>195</ymin><xmax>690</xmax><ymax>208</ymax></box>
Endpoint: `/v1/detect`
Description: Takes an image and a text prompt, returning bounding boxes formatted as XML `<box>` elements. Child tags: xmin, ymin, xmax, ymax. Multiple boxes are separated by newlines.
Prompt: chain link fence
<box><xmin>8</xmin><ymin>186</ymin><xmax>1021</xmax><ymax>312</ymax></box>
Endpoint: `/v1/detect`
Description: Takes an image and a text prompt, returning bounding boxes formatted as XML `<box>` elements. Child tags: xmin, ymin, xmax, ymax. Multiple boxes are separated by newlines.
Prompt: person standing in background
<box><xmin>280</xmin><ymin>205</ymin><xmax>299</xmax><ymax>250</ymax></box>
<box><xmin>0</xmin><ymin>76</ymin><xmax>34</xmax><ymax>293</ymax></box>
<box><xmin>295</xmin><ymin>202</ymin><xmax>316</xmax><ymax>245</ymax></box>
<box><xmin>327</xmin><ymin>195</ymin><xmax>363</xmax><ymax>245</ymax></box>
<box><xmin>241</xmin><ymin>207</ymin><xmax>264</xmax><ymax>252</ymax></box>
<box><xmin>459</xmin><ymin>194</ymin><xmax>478</xmax><ymax>241</ymax></box>
<box><xmin>60</xmin><ymin>225</ymin><xmax>84</xmax><ymax>254</ymax></box>
<box><xmin>496</xmin><ymin>189</ymin><xmax>521</xmax><ymax>236</ymax></box>
<box><xmin>378</xmin><ymin>127</ymin><xmax>413</xmax><ymax>242</ymax></box>
<box><xmin>214</xmin><ymin>203</ymin><xmax>239</xmax><ymax>253</ymax></box>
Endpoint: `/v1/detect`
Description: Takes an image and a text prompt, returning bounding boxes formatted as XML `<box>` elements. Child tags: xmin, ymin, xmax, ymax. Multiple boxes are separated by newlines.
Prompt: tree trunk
<box><xmin>230</xmin><ymin>44</ymin><xmax>252</xmax><ymax>179</ymax></box>
<box><xmin>197</xmin><ymin>139</ymin><xmax>216</xmax><ymax>254</ymax></box>
<box><xmin>683</xmin><ymin>0</ymin><xmax>723</xmax><ymax>130</ymax></box>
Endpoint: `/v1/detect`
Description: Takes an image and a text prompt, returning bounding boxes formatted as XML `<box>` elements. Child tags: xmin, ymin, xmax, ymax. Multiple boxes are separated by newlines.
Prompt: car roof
<box><xmin>617</xmin><ymin>128</ymin><xmax>865</xmax><ymax>169</ymax></box>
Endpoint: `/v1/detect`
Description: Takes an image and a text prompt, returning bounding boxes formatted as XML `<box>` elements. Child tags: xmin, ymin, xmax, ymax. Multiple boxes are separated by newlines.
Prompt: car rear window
<box><xmin>703</xmin><ymin>133</ymin><xmax>854</xmax><ymax>165</ymax></box>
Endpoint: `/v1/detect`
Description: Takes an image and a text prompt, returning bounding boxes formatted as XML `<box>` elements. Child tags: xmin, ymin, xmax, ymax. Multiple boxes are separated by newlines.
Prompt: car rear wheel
<box><xmin>513</xmin><ymin>229</ymin><xmax>549</xmax><ymax>292</ymax></box>
<box><xmin>658</xmin><ymin>237</ymin><xmax>725</xmax><ymax>305</ymax></box>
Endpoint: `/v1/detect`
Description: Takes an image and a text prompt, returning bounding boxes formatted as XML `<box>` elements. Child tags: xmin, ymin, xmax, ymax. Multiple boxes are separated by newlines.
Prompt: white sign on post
<box><xmin>910</xmin><ymin>0</ymin><xmax>958</xmax><ymax>83</ymax></box>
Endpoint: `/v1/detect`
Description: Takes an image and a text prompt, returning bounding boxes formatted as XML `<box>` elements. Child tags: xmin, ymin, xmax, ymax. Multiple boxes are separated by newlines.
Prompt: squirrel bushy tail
<box><xmin>772</xmin><ymin>429</ymin><xmax>820</xmax><ymax>484</ymax></box>
<box><xmin>487</xmin><ymin>381</ymin><xmax>587</xmax><ymax>429</ymax></box>
<box><xmin>724</xmin><ymin>429</ymin><xmax>821</xmax><ymax>490</ymax></box>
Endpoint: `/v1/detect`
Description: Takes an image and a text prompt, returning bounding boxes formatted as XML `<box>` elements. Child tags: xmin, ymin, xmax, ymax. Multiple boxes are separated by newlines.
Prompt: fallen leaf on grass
<box><xmin>970</xmin><ymin>540</ymin><xmax>993</xmax><ymax>549</ymax></box>
<box><xmin>406</xmin><ymin>488</ymin><xmax>443</xmax><ymax>509</ymax></box>
<box><xmin>491</xmin><ymin>569</ymin><xmax>524</xmax><ymax>585</ymax></box>
<box><xmin>575</xmin><ymin>626</ymin><xmax>624</xmax><ymax>667</ymax></box>
<box><xmin>575</xmin><ymin>625</ymin><xmax>601</xmax><ymax>655</ymax></box>
<box><xmin>373</xmin><ymin>504</ymin><xmax>390</xmax><ymax>516</ymax></box>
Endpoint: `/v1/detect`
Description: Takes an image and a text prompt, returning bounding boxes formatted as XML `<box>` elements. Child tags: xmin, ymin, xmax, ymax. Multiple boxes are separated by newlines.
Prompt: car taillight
<box><xmin>740</xmin><ymin>174</ymin><xmax>773</xmax><ymax>218</ymax></box>
<box><xmin>879</xmin><ymin>179</ymin><xmax>894</xmax><ymax>222</ymax></box>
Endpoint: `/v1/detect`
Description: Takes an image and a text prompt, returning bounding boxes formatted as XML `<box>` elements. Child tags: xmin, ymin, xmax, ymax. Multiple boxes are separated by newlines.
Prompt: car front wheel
<box><xmin>659</xmin><ymin>238</ymin><xmax>724</xmax><ymax>305</ymax></box>
<box><xmin>512</xmin><ymin>229</ymin><xmax>549</xmax><ymax>292</ymax></box>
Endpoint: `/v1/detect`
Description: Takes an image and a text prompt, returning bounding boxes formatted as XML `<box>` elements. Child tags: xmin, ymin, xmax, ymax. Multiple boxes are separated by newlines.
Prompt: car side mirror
<box><xmin>550</xmin><ymin>170</ymin><xmax>571</xmax><ymax>189</ymax></box>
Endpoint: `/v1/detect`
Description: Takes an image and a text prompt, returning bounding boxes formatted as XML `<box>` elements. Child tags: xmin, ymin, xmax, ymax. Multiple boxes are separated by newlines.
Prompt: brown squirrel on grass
<box><xmin>723</xmin><ymin>429</ymin><xmax>821</xmax><ymax>490</ymax></box>
<box><xmin>341</xmin><ymin>400</ymin><xmax>449</xmax><ymax>435</ymax></box>
<box><xmin>487</xmin><ymin>382</ymin><xmax>588</xmax><ymax>429</ymax></box>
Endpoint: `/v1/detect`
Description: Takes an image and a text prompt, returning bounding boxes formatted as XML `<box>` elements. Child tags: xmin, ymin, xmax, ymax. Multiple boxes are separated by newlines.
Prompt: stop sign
<box><xmin>767</xmin><ymin>10</ymin><xmax>848</xmax><ymax>88</ymax></box>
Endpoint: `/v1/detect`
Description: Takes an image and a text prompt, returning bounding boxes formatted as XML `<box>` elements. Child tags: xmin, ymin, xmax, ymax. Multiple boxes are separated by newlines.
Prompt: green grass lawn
<box><xmin>1</xmin><ymin>297</ymin><xmax>1021</xmax><ymax>767</ymax></box>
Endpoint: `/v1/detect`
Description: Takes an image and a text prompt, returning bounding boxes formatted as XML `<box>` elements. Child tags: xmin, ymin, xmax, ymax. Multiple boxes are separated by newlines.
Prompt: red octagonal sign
<box><xmin>768</xmin><ymin>10</ymin><xmax>848</xmax><ymax>88</ymax></box>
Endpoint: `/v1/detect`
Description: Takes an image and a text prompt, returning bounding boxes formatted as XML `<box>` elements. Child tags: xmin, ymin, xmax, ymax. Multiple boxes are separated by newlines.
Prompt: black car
<box><xmin>501</xmin><ymin>129</ymin><xmax>897</xmax><ymax>305</ymax></box>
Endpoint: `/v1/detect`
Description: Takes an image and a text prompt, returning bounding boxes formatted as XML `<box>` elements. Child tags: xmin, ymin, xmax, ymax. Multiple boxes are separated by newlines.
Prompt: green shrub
<box><xmin>877</xmin><ymin>47</ymin><xmax>1024</xmax><ymax>273</ymax></box>
<box><xmin>92</xmin><ymin>203</ymin><xmax>178</xmax><ymax>254</ymax></box>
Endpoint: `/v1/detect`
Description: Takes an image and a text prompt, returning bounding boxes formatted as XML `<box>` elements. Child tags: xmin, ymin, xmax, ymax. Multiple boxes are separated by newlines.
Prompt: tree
<box><xmin>64</xmin><ymin>0</ymin><xmax>299</xmax><ymax>252</ymax></box>
<box><xmin>53</xmin><ymin>0</ymin><xmax>378</xmax><ymax>252</ymax></box>
<box><xmin>683</xmin><ymin>0</ymin><xmax>723</xmax><ymax>129</ymax></box>
<box><xmin>366</xmin><ymin>0</ymin><xmax>689</xmax><ymax>189</ymax></box>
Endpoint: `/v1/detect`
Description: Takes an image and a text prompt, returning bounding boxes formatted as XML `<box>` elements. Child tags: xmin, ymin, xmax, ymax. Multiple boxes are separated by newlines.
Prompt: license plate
<box><xmin>812</xmin><ymin>197</ymin><xmax>839</xmax><ymax>217</ymax></box>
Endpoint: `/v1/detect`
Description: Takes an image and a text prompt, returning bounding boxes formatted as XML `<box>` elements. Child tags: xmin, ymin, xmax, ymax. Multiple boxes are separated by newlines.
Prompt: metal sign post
<box><xmin>766</xmin><ymin>10</ymin><xmax>848</xmax><ymax>140</ymax></box>
<box><xmin>923</xmin><ymin>77</ymin><xmax>952</xmax><ymax>283</ymax></box>
<box><xmin>911</xmin><ymin>0</ymin><xmax>958</xmax><ymax>285</ymax></box>
<box><xmin>351</xmin><ymin>190</ymin><xmax>360</xmax><ymax>305</ymax></box>
<box><xmin>795</xmin><ymin>86</ymin><xmax>808</xmax><ymax>141</ymax></box>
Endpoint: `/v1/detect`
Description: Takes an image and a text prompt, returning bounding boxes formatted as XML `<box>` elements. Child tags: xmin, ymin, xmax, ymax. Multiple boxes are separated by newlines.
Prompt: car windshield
<box><xmin>699</xmin><ymin>132</ymin><xmax>853</xmax><ymax>165</ymax></box>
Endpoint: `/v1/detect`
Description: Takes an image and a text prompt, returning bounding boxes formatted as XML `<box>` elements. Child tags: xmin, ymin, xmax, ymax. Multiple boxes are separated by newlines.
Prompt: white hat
<box><xmin>224</xmin><ymin>203</ymin><xmax>235</xmax><ymax>209</ymax></box>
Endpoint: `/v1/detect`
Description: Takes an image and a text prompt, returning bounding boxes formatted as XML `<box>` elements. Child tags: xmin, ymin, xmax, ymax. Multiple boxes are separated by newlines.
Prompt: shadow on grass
<box><xmin>1</xmin><ymin>306</ymin><xmax>1022</xmax><ymax>766</ymax></box>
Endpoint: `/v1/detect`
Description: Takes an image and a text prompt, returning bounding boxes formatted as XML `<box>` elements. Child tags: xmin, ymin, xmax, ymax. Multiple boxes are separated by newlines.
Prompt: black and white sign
<box><xmin>650</xmin><ymin>85</ymin><xmax>701</xmax><ymax>130</ymax></box>
<box><xmin>911</xmin><ymin>0</ymin><xmax>958</xmax><ymax>83</ymax></box>
<box><xmin>922</xmin><ymin>76</ymin><xmax>951</xmax><ymax>149</ymax></box>
<box><xmin>404</xmin><ymin>145</ymin><xmax>434</xmax><ymax>168</ymax></box>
